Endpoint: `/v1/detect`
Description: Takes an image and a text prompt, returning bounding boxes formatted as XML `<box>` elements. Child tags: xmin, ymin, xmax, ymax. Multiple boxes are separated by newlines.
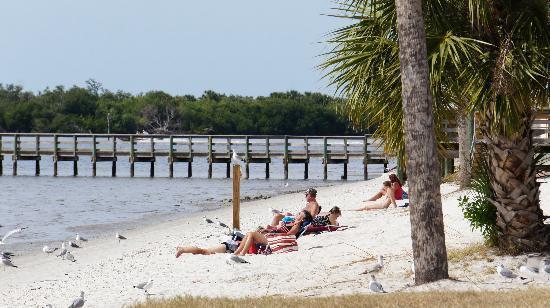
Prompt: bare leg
<box><xmin>233</xmin><ymin>233</ymin><xmax>250</xmax><ymax>255</ymax></box>
<box><xmin>235</xmin><ymin>232</ymin><xmax>268</xmax><ymax>256</ymax></box>
<box><xmin>361</xmin><ymin>199</ymin><xmax>392</xmax><ymax>211</ymax></box>
<box><xmin>271</xmin><ymin>213</ymin><xmax>285</xmax><ymax>226</ymax></box>
<box><xmin>367</xmin><ymin>191</ymin><xmax>384</xmax><ymax>201</ymax></box>
<box><xmin>175</xmin><ymin>245</ymin><xmax>226</xmax><ymax>258</ymax></box>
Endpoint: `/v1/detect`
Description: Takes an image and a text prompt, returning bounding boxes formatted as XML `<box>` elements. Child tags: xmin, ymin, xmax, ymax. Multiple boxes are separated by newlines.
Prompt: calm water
<box><xmin>0</xmin><ymin>155</ymin><xmax>387</xmax><ymax>253</ymax></box>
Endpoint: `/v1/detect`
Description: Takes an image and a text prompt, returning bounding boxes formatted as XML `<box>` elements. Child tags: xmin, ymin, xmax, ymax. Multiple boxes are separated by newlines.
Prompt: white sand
<box><xmin>1</xmin><ymin>176</ymin><xmax>549</xmax><ymax>307</ymax></box>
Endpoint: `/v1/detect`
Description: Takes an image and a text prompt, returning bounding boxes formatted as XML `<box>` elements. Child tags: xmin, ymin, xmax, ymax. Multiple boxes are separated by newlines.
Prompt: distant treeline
<box><xmin>0</xmin><ymin>81</ymin><xmax>359</xmax><ymax>135</ymax></box>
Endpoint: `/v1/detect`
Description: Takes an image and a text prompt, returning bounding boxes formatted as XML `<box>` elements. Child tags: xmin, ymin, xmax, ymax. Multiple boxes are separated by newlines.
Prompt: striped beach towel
<box><xmin>265</xmin><ymin>234</ymin><xmax>298</xmax><ymax>254</ymax></box>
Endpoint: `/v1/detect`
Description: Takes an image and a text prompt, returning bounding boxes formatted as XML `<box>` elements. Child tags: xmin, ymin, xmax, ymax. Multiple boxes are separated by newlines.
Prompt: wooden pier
<box><xmin>1</xmin><ymin>115</ymin><xmax>548</xmax><ymax>180</ymax></box>
<box><xmin>0</xmin><ymin>134</ymin><xmax>388</xmax><ymax>179</ymax></box>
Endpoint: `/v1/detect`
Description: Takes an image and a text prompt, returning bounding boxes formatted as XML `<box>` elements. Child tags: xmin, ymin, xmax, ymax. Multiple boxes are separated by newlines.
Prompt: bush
<box><xmin>458</xmin><ymin>149</ymin><xmax>498</xmax><ymax>246</ymax></box>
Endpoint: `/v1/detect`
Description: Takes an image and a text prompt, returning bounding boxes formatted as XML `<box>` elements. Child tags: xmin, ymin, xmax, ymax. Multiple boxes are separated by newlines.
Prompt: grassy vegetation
<box><xmin>130</xmin><ymin>289</ymin><xmax>550</xmax><ymax>308</ymax></box>
<box><xmin>447</xmin><ymin>243</ymin><xmax>496</xmax><ymax>262</ymax></box>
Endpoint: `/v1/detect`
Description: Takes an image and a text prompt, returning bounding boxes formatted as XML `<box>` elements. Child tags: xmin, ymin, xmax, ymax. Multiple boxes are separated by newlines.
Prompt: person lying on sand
<box><xmin>311</xmin><ymin>206</ymin><xmax>341</xmax><ymax>227</ymax></box>
<box><xmin>270</xmin><ymin>188</ymin><xmax>320</xmax><ymax>226</ymax></box>
<box><xmin>175</xmin><ymin>231</ymin><xmax>245</xmax><ymax>257</ymax></box>
<box><xmin>233</xmin><ymin>210</ymin><xmax>313</xmax><ymax>256</ymax></box>
<box><xmin>352</xmin><ymin>181</ymin><xmax>398</xmax><ymax>211</ymax></box>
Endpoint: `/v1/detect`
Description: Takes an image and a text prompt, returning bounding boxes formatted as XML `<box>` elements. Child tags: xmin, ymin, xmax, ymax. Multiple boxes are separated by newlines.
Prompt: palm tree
<box><xmin>322</xmin><ymin>0</ymin><xmax>549</xmax><ymax>253</ymax></box>
<box><xmin>464</xmin><ymin>0</ymin><xmax>549</xmax><ymax>252</ymax></box>
<box><xmin>393</xmin><ymin>0</ymin><xmax>449</xmax><ymax>283</ymax></box>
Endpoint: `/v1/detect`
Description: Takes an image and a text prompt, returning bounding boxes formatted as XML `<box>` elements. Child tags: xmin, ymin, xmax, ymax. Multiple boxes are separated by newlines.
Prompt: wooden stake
<box><xmin>232</xmin><ymin>164</ymin><xmax>241</xmax><ymax>230</ymax></box>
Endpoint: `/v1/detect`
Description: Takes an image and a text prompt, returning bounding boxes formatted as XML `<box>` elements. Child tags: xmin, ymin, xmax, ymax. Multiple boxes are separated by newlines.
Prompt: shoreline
<box><xmin>1</xmin><ymin>176</ymin><xmax>548</xmax><ymax>307</ymax></box>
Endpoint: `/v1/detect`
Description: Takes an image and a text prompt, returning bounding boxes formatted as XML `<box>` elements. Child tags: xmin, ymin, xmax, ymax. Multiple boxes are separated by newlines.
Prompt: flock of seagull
<box><xmin>358</xmin><ymin>254</ymin><xmax>550</xmax><ymax>293</ymax></box>
<box><xmin>0</xmin><ymin>226</ymin><xmax>150</xmax><ymax>307</ymax></box>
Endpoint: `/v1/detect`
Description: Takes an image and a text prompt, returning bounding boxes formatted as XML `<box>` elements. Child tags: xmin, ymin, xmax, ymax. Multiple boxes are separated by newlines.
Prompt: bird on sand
<box><xmin>134</xmin><ymin>278</ymin><xmax>154</xmax><ymax>295</ymax></box>
<box><xmin>226</xmin><ymin>254</ymin><xmax>249</xmax><ymax>265</ymax></box>
<box><xmin>368</xmin><ymin>275</ymin><xmax>386</xmax><ymax>293</ymax></box>
<box><xmin>68</xmin><ymin>291</ymin><xmax>85</xmax><ymax>308</ymax></box>
<box><xmin>361</xmin><ymin>255</ymin><xmax>384</xmax><ymax>274</ymax></box>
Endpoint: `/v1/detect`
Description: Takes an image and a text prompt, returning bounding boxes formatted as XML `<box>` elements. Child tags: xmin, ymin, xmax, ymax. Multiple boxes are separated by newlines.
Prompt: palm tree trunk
<box><xmin>485</xmin><ymin>115</ymin><xmax>549</xmax><ymax>252</ymax></box>
<box><xmin>457</xmin><ymin>112</ymin><xmax>473</xmax><ymax>189</ymax></box>
<box><xmin>394</xmin><ymin>0</ymin><xmax>449</xmax><ymax>284</ymax></box>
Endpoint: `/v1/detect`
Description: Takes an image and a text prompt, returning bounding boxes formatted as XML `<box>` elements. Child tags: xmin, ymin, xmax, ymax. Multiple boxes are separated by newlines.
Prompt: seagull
<box><xmin>68</xmin><ymin>291</ymin><xmax>85</xmax><ymax>308</ymax></box>
<box><xmin>2</xmin><ymin>256</ymin><xmax>18</xmax><ymax>270</ymax></box>
<box><xmin>1</xmin><ymin>251</ymin><xmax>14</xmax><ymax>259</ymax></box>
<box><xmin>496</xmin><ymin>264</ymin><xmax>517</xmax><ymax>281</ymax></box>
<box><xmin>368</xmin><ymin>275</ymin><xmax>386</xmax><ymax>293</ymax></box>
<box><xmin>65</xmin><ymin>251</ymin><xmax>76</xmax><ymax>262</ymax></box>
<box><xmin>226</xmin><ymin>254</ymin><xmax>249</xmax><ymax>265</ymax></box>
<box><xmin>231</xmin><ymin>149</ymin><xmax>245</xmax><ymax>164</ymax></box>
<box><xmin>361</xmin><ymin>255</ymin><xmax>384</xmax><ymax>274</ymax></box>
<box><xmin>203</xmin><ymin>217</ymin><xmax>214</xmax><ymax>224</ymax></box>
<box><xmin>217</xmin><ymin>221</ymin><xmax>229</xmax><ymax>229</ymax></box>
<box><xmin>134</xmin><ymin>278</ymin><xmax>154</xmax><ymax>295</ymax></box>
<box><xmin>57</xmin><ymin>242</ymin><xmax>68</xmax><ymax>259</ymax></box>
<box><xmin>42</xmin><ymin>246</ymin><xmax>58</xmax><ymax>254</ymax></box>
<box><xmin>116</xmin><ymin>232</ymin><xmax>127</xmax><ymax>243</ymax></box>
<box><xmin>284</xmin><ymin>182</ymin><xmax>289</xmax><ymax>187</ymax></box>
<box><xmin>0</xmin><ymin>227</ymin><xmax>26</xmax><ymax>245</ymax></box>
<box><xmin>409</xmin><ymin>259</ymin><xmax>415</xmax><ymax>274</ymax></box>
<box><xmin>76</xmin><ymin>233</ymin><xmax>88</xmax><ymax>242</ymax></box>
<box><xmin>519</xmin><ymin>265</ymin><xmax>539</xmax><ymax>281</ymax></box>
<box><xmin>68</xmin><ymin>241</ymin><xmax>81</xmax><ymax>248</ymax></box>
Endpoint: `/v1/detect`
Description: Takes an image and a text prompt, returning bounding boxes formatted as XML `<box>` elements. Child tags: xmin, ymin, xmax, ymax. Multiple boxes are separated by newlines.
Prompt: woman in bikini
<box><xmin>233</xmin><ymin>210</ymin><xmax>313</xmax><ymax>256</ymax></box>
<box><xmin>311</xmin><ymin>206</ymin><xmax>341</xmax><ymax>227</ymax></box>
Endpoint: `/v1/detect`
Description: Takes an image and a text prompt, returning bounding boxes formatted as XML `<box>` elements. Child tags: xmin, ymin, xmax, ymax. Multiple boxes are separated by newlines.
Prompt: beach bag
<box><xmin>265</xmin><ymin>234</ymin><xmax>298</xmax><ymax>254</ymax></box>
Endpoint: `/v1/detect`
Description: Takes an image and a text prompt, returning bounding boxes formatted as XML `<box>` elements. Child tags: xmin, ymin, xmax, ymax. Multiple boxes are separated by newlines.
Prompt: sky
<box><xmin>0</xmin><ymin>1</ymin><xmax>348</xmax><ymax>97</ymax></box>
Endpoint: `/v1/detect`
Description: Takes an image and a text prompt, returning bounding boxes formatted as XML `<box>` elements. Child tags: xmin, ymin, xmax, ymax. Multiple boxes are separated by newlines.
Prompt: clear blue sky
<box><xmin>0</xmin><ymin>0</ymin><xmax>346</xmax><ymax>97</ymax></box>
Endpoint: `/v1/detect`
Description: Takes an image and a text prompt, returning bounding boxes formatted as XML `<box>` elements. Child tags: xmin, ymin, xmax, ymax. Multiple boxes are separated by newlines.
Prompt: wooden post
<box><xmin>73</xmin><ymin>136</ymin><xmax>78</xmax><ymax>176</ymax></box>
<box><xmin>149</xmin><ymin>137</ymin><xmax>154</xmax><ymax>177</ymax></box>
<box><xmin>343</xmin><ymin>137</ymin><xmax>348</xmax><ymax>180</ymax></box>
<box><xmin>188</xmin><ymin>136</ymin><xmax>193</xmax><ymax>178</ymax></box>
<box><xmin>304</xmin><ymin>137</ymin><xmax>309</xmax><ymax>180</ymax></box>
<box><xmin>232</xmin><ymin>164</ymin><xmax>241</xmax><ymax>230</ymax></box>
<box><xmin>265</xmin><ymin>136</ymin><xmax>270</xmax><ymax>179</ymax></box>
<box><xmin>0</xmin><ymin>135</ymin><xmax>3</xmax><ymax>176</ymax></box>
<box><xmin>245</xmin><ymin>136</ymin><xmax>250</xmax><ymax>179</ymax></box>
<box><xmin>168</xmin><ymin>136</ymin><xmax>174</xmax><ymax>178</ymax></box>
<box><xmin>207</xmin><ymin>136</ymin><xmax>213</xmax><ymax>179</ymax></box>
<box><xmin>283</xmin><ymin>135</ymin><xmax>289</xmax><ymax>180</ymax></box>
<box><xmin>226</xmin><ymin>137</ymin><xmax>231</xmax><ymax>178</ymax></box>
<box><xmin>363</xmin><ymin>134</ymin><xmax>369</xmax><ymax>180</ymax></box>
<box><xmin>323</xmin><ymin>137</ymin><xmax>328</xmax><ymax>180</ymax></box>
<box><xmin>53</xmin><ymin>134</ymin><xmax>58</xmax><ymax>177</ymax></box>
<box><xmin>91</xmin><ymin>135</ymin><xmax>97</xmax><ymax>177</ymax></box>
<box><xmin>112</xmin><ymin>136</ymin><xmax>117</xmax><ymax>177</ymax></box>
<box><xmin>130</xmin><ymin>135</ymin><xmax>135</xmax><ymax>177</ymax></box>
<box><xmin>12</xmin><ymin>134</ymin><xmax>18</xmax><ymax>176</ymax></box>
<box><xmin>35</xmin><ymin>136</ymin><xmax>40</xmax><ymax>176</ymax></box>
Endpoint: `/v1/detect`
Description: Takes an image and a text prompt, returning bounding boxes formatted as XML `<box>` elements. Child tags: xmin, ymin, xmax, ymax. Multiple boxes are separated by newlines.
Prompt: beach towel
<box><xmin>265</xmin><ymin>234</ymin><xmax>298</xmax><ymax>254</ymax></box>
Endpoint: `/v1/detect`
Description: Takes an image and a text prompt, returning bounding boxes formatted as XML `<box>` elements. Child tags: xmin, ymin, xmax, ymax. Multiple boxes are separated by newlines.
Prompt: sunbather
<box><xmin>270</xmin><ymin>188</ymin><xmax>320</xmax><ymax>226</ymax></box>
<box><xmin>311</xmin><ymin>206</ymin><xmax>341</xmax><ymax>227</ymax></box>
<box><xmin>234</xmin><ymin>210</ymin><xmax>313</xmax><ymax>256</ymax></box>
<box><xmin>175</xmin><ymin>233</ymin><xmax>243</xmax><ymax>257</ymax></box>
<box><xmin>353</xmin><ymin>181</ymin><xmax>398</xmax><ymax>211</ymax></box>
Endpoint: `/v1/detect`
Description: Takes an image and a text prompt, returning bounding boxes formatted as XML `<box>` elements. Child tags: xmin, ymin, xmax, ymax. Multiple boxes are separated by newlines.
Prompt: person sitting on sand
<box><xmin>270</xmin><ymin>188</ymin><xmax>320</xmax><ymax>226</ymax></box>
<box><xmin>233</xmin><ymin>210</ymin><xmax>313</xmax><ymax>256</ymax></box>
<box><xmin>353</xmin><ymin>181</ymin><xmax>398</xmax><ymax>211</ymax></box>
<box><xmin>311</xmin><ymin>206</ymin><xmax>341</xmax><ymax>227</ymax></box>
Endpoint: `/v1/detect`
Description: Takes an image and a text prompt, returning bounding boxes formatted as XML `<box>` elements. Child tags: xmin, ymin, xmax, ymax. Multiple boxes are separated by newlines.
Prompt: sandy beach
<box><xmin>1</xmin><ymin>175</ymin><xmax>549</xmax><ymax>307</ymax></box>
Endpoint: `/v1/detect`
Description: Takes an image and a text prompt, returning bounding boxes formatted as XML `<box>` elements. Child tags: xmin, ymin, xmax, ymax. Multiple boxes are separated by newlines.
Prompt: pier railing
<box><xmin>0</xmin><ymin>134</ymin><xmax>387</xmax><ymax>179</ymax></box>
